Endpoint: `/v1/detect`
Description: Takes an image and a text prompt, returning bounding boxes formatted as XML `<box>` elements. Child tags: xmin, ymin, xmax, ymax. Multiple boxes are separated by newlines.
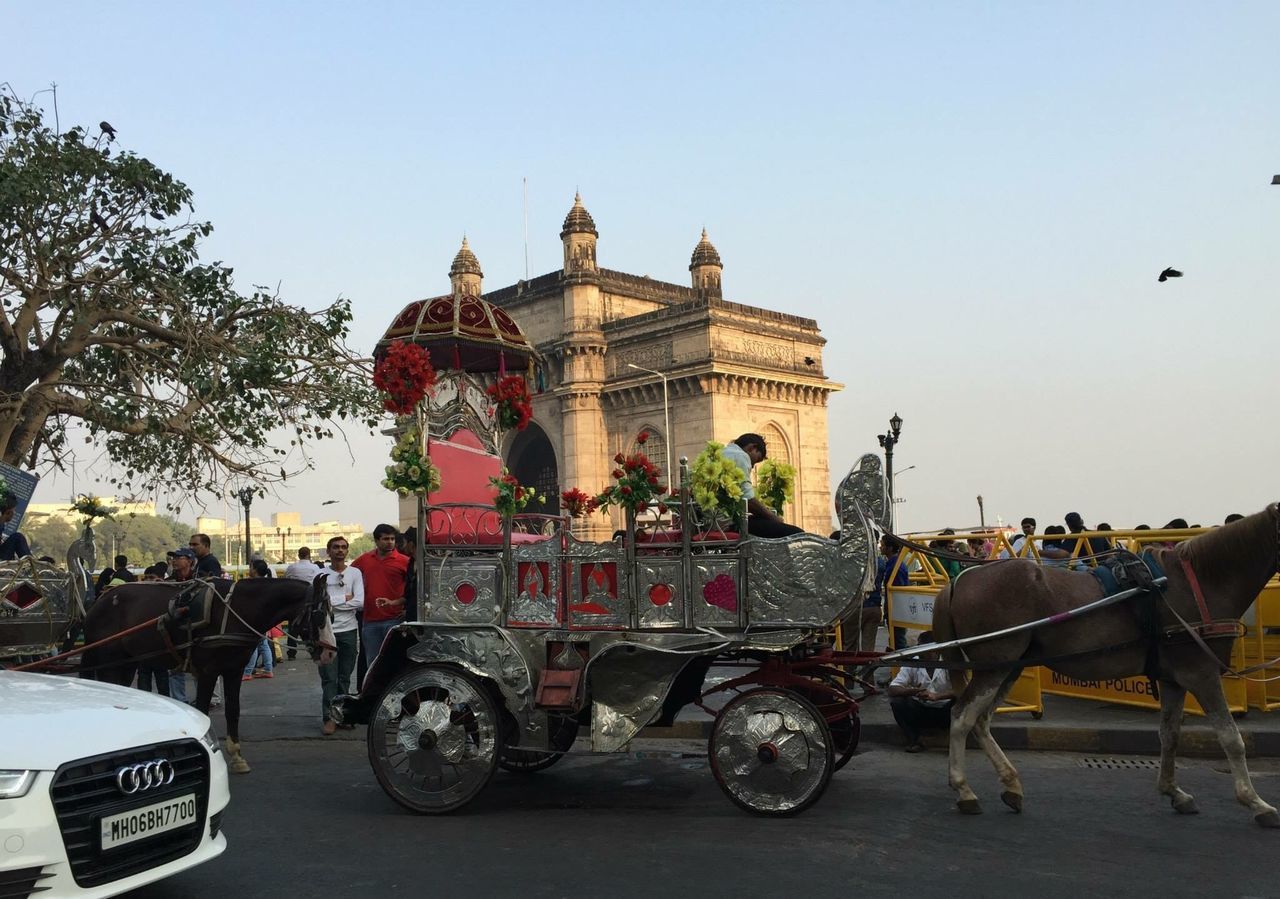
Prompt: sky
<box><xmin>9</xmin><ymin>1</ymin><xmax>1280</xmax><ymax>535</ymax></box>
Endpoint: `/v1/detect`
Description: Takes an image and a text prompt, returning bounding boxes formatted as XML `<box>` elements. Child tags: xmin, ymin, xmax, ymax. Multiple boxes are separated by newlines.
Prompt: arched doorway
<box><xmin>507</xmin><ymin>422</ymin><xmax>560</xmax><ymax>515</ymax></box>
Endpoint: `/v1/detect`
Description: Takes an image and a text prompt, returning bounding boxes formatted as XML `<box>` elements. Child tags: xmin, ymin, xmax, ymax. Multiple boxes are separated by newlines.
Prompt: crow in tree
<box><xmin>99</xmin><ymin>121</ymin><xmax>116</xmax><ymax>139</ymax></box>
<box><xmin>1158</xmin><ymin>267</ymin><xmax>1183</xmax><ymax>282</ymax></box>
<box><xmin>90</xmin><ymin>210</ymin><xmax>109</xmax><ymax>231</ymax></box>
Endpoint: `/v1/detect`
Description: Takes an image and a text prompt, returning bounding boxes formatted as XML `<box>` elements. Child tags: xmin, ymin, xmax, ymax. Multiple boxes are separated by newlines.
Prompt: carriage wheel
<box><xmin>708</xmin><ymin>688</ymin><xmax>834</xmax><ymax>816</ymax></box>
<box><xmin>498</xmin><ymin>713</ymin><xmax>580</xmax><ymax>774</ymax></box>
<box><xmin>367</xmin><ymin>664</ymin><xmax>500</xmax><ymax>814</ymax></box>
<box><xmin>790</xmin><ymin>678</ymin><xmax>861</xmax><ymax>772</ymax></box>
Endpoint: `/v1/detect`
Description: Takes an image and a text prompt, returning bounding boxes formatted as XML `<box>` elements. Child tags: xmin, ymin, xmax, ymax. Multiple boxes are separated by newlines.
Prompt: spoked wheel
<box><xmin>791</xmin><ymin>677</ymin><xmax>861</xmax><ymax>772</ymax></box>
<box><xmin>708</xmin><ymin>687</ymin><xmax>834</xmax><ymax>816</ymax></box>
<box><xmin>367</xmin><ymin>664</ymin><xmax>500</xmax><ymax>814</ymax></box>
<box><xmin>498</xmin><ymin>713</ymin><xmax>580</xmax><ymax>774</ymax></box>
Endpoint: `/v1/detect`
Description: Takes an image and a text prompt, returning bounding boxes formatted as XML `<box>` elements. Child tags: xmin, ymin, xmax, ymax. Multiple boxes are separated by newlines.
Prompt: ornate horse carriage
<box><xmin>336</xmin><ymin>361</ymin><xmax>891</xmax><ymax>815</ymax></box>
<box><xmin>0</xmin><ymin>524</ymin><xmax>96</xmax><ymax>666</ymax></box>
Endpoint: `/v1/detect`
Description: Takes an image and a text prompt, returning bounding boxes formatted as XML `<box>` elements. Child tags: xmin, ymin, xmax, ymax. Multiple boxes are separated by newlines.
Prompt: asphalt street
<box><xmin>128</xmin><ymin>740</ymin><xmax>1280</xmax><ymax>899</ymax></box>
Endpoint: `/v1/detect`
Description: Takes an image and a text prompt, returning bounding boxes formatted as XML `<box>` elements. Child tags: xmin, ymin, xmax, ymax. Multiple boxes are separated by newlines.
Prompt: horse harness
<box><xmin>156</xmin><ymin>577</ymin><xmax>264</xmax><ymax>671</ymax></box>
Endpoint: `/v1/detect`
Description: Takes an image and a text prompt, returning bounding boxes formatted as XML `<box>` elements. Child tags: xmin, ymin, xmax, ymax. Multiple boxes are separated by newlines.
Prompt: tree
<box><xmin>0</xmin><ymin>87</ymin><xmax>379</xmax><ymax>503</ymax></box>
<box><xmin>24</xmin><ymin>514</ymin><xmax>76</xmax><ymax>558</ymax></box>
<box><xmin>94</xmin><ymin>513</ymin><xmax>192</xmax><ymax>564</ymax></box>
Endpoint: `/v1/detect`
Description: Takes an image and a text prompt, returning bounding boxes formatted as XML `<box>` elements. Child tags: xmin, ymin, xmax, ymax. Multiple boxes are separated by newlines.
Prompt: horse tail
<box><xmin>932</xmin><ymin>582</ymin><xmax>970</xmax><ymax>696</ymax></box>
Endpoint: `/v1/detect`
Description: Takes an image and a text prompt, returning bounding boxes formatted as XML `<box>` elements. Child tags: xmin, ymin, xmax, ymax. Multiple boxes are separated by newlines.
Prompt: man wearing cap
<box><xmin>165</xmin><ymin>547</ymin><xmax>222</xmax><ymax>706</ymax></box>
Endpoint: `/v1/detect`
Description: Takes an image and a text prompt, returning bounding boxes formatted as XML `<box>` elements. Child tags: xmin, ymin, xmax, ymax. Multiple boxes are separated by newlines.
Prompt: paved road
<box><xmin>129</xmin><ymin>741</ymin><xmax>1280</xmax><ymax>898</ymax></box>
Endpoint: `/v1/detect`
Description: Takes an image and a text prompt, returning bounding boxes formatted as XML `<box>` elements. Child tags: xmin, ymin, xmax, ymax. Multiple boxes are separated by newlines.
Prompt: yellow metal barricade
<box><xmin>1242</xmin><ymin>578</ymin><xmax>1280</xmax><ymax>712</ymax></box>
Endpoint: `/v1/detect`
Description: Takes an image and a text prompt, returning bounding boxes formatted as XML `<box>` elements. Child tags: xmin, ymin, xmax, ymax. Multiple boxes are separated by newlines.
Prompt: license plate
<box><xmin>100</xmin><ymin>793</ymin><xmax>198</xmax><ymax>850</ymax></box>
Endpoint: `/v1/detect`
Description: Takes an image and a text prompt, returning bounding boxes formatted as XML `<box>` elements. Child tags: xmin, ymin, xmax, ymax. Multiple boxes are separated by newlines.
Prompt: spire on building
<box><xmin>449</xmin><ymin>236</ymin><xmax>483</xmax><ymax>296</ymax></box>
<box><xmin>561</xmin><ymin>192</ymin><xmax>599</xmax><ymax>274</ymax></box>
<box><xmin>689</xmin><ymin>228</ymin><xmax>723</xmax><ymax>296</ymax></box>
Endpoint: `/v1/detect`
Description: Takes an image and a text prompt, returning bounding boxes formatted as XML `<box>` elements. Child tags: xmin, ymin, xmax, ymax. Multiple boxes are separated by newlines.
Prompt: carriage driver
<box><xmin>887</xmin><ymin>630</ymin><xmax>956</xmax><ymax>753</ymax></box>
<box><xmin>721</xmin><ymin>433</ymin><xmax>804</xmax><ymax>538</ymax></box>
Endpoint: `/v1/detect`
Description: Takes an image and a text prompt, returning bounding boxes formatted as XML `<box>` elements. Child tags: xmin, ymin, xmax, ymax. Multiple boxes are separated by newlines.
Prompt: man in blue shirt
<box><xmin>722</xmin><ymin>433</ymin><xmax>803</xmax><ymax>538</ymax></box>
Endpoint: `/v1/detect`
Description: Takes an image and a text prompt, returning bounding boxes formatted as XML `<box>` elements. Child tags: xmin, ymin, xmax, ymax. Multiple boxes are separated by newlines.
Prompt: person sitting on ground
<box><xmin>0</xmin><ymin>493</ymin><xmax>32</xmax><ymax>561</ymax></box>
<box><xmin>888</xmin><ymin>630</ymin><xmax>955</xmax><ymax>753</ymax></box>
<box><xmin>720</xmin><ymin>433</ymin><xmax>804</xmax><ymax>538</ymax></box>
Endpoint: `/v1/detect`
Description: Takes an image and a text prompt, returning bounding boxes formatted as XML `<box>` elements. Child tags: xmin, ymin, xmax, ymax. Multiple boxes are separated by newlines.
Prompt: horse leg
<box><xmin>221</xmin><ymin>668</ymin><xmax>251</xmax><ymax>774</ymax></box>
<box><xmin>972</xmin><ymin>669</ymin><xmax>1024</xmax><ymax>813</ymax></box>
<box><xmin>1186</xmin><ymin>672</ymin><xmax>1279</xmax><ymax>827</ymax></box>
<box><xmin>193</xmin><ymin>671</ymin><xmax>216</xmax><ymax>714</ymax></box>
<box><xmin>949</xmin><ymin>670</ymin><xmax>1005</xmax><ymax>815</ymax></box>
<box><xmin>1156</xmin><ymin>680</ymin><xmax>1198</xmax><ymax>814</ymax></box>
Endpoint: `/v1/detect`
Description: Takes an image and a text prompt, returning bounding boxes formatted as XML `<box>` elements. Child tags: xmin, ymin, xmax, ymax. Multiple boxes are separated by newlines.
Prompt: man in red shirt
<box><xmin>352</xmin><ymin>524</ymin><xmax>409</xmax><ymax>667</ymax></box>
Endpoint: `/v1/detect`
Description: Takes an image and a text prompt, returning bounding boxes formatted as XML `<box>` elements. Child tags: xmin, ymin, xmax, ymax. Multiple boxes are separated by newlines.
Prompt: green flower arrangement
<box><xmin>689</xmin><ymin>441</ymin><xmax>745</xmax><ymax>525</ymax></box>
<box><xmin>70</xmin><ymin>494</ymin><xmax>117</xmax><ymax>524</ymax></box>
<box><xmin>755</xmin><ymin>459</ymin><xmax>796</xmax><ymax>515</ymax></box>
<box><xmin>382</xmin><ymin>424</ymin><xmax>442</xmax><ymax>497</ymax></box>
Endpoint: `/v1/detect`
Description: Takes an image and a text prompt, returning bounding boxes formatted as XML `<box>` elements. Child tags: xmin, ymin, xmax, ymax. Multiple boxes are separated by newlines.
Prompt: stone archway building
<box><xmin>401</xmin><ymin>195</ymin><xmax>842</xmax><ymax>538</ymax></box>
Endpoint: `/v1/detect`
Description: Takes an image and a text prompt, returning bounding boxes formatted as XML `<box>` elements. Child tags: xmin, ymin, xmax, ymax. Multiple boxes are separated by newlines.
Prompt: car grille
<box><xmin>0</xmin><ymin>865</ymin><xmax>53</xmax><ymax>899</ymax></box>
<box><xmin>49</xmin><ymin>738</ymin><xmax>210</xmax><ymax>888</ymax></box>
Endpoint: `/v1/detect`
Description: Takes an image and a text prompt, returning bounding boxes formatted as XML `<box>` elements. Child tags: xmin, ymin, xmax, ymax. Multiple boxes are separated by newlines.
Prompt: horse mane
<box><xmin>1176</xmin><ymin>504</ymin><xmax>1278</xmax><ymax>583</ymax></box>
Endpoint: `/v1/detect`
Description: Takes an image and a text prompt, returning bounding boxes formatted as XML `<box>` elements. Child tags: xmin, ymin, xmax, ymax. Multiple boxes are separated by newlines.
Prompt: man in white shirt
<box><xmin>888</xmin><ymin>630</ymin><xmax>955</xmax><ymax>752</ymax></box>
<box><xmin>283</xmin><ymin>547</ymin><xmax>324</xmax><ymax>660</ymax></box>
<box><xmin>318</xmin><ymin>536</ymin><xmax>363</xmax><ymax>736</ymax></box>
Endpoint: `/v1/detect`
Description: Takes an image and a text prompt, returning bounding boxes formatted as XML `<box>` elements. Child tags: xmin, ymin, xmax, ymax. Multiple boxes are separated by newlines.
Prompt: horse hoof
<box><xmin>1254</xmin><ymin>810</ymin><xmax>1280</xmax><ymax>828</ymax></box>
<box><xmin>1001</xmin><ymin>791</ymin><xmax>1023</xmax><ymax>813</ymax></box>
<box><xmin>957</xmin><ymin>799</ymin><xmax>983</xmax><ymax>816</ymax></box>
<box><xmin>228</xmin><ymin>757</ymin><xmax>251</xmax><ymax>775</ymax></box>
<box><xmin>1172</xmin><ymin>797</ymin><xmax>1199</xmax><ymax>815</ymax></box>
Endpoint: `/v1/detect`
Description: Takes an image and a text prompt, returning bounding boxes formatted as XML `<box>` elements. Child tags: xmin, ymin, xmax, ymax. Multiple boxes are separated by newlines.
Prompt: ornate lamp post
<box><xmin>877</xmin><ymin>413</ymin><xmax>903</xmax><ymax>533</ymax></box>
<box><xmin>236</xmin><ymin>487</ymin><xmax>255</xmax><ymax>564</ymax></box>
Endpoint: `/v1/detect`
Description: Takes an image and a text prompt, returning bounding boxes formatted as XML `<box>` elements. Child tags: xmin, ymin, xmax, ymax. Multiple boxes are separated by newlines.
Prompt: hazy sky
<box><xmin>10</xmin><ymin>2</ymin><xmax>1280</xmax><ymax>534</ymax></box>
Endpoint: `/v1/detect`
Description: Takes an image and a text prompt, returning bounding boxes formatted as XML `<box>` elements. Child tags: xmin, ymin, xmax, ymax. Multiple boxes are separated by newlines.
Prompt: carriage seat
<box><xmin>422</xmin><ymin>434</ymin><xmax>554</xmax><ymax>547</ymax></box>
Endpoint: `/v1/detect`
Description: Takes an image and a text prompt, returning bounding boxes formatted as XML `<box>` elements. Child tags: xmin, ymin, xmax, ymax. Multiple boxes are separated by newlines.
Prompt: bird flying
<box><xmin>1158</xmin><ymin>267</ymin><xmax>1183</xmax><ymax>282</ymax></box>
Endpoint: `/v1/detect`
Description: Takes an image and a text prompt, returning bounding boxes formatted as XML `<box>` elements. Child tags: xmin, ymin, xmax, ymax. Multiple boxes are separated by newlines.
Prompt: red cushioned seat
<box><xmin>634</xmin><ymin>529</ymin><xmax>740</xmax><ymax>544</ymax></box>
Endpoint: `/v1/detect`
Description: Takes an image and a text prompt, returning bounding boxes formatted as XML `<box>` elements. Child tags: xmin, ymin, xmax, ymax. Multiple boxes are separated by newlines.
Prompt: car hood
<box><xmin>0</xmin><ymin>672</ymin><xmax>211</xmax><ymax>770</ymax></box>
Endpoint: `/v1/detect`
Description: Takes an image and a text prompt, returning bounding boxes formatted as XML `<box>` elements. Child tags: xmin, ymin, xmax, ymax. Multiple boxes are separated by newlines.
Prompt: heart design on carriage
<box><xmin>702</xmin><ymin>574</ymin><xmax>738</xmax><ymax>613</ymax></box>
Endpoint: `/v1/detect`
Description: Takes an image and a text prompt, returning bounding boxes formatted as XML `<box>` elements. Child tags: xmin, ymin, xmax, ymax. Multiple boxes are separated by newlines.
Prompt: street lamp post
<box><xmin>236</xmin><ymin>487</ymin><xmax>255</xmax><ymax>564</ymax></box>
<box><xmin>877</xmin><ymin>413</ymin><xmax>903</xmax><ymax>533</ymax></box>
<box><xmin>627</xmin><ymin>363</ymin><xmax>673</xmax><ymax>481</ymax></box>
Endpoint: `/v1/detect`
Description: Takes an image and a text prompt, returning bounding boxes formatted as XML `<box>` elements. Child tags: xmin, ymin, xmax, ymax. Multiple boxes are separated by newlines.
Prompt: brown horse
<box><xmin>79</xmin><ymin>575</ymin><xmax>332</xmax><ymax>773</ymax></box>
<box><xmin>932</xmin><ymin>504</ymin><xmax>1280</xmax><ymax>826</ymax></box>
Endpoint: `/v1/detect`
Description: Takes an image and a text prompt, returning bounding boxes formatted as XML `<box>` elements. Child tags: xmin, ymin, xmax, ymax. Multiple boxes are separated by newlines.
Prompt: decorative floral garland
<box><xmin>486</xmin><ymin>375</ymin><xmax>533</xmax><ymax>431</ymax></box>
<box><xmin>755</xmin><ymin>459</ymin><xmax>796</xmax><ymax>515</ymax></box>
<box><xmin>560</xmin><ymin>487</ymin><xmax>597</xmax><ymax>519</ymax></box>
<box><xmin>71</xmin><ymin>494</ymin><xmax>117</xmax><ymax>524</ymax></box>
<box><xmin>594</xmin><ymin>431</ymin><xmax>669</xmax><ymax>516</ymax></box>
<box><xmin>690</xmin><ymin>441</ymin><xmax>745</xmax><ymax>525</ymax></box>
<box><xmin>373</xmin><ymin>340</ymin><xmax>437</xmax><ymax>415</ymax></box>
<box><xmin>381</xmin><ymin>424</ymin><xmax>442</xmax><ymax>497</ymax></box>
<box><xmin>490</xmin><ymin>469</ymin><xmax>538</xmax><ymax>518</ymax></box>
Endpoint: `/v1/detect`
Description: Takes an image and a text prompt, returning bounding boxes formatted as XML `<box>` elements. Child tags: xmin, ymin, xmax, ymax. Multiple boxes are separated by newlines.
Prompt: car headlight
<box><xmin>199</xmin><ymin>727</ymin><xmax>221</xmax><ymax>754</ymax></box>
<box><xmin>0</xmin><ymin>770</ymin><xmax>35</xmax><ymax>799</ymax></box>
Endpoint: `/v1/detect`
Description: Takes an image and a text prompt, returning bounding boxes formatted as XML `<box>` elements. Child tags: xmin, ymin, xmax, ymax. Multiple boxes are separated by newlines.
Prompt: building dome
<box><xmin>449</xmin><ymin>236</ymin><xmax>483</xmax><ymax>277</ymax></box>
<box><xmin>560</xmin><ymin>192</ymin><xmax>598</xmax><ymax>238</ymax></box>
<box><xmin>689</xmin><ymin>228</ymin><xmax>722</xmax><ymax>270</ymax></box>
<box><xmin>380</xmin><ymin>292</ymin><xmax>535</xmax><ymax>372</ymax></box>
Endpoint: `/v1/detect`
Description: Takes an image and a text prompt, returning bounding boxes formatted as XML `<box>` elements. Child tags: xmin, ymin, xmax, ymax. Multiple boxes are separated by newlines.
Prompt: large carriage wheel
<box><xmin>708</xmin><ymin>688</ymin><xmax>834</xmax><ymax>816</ymax></box>
<box><xmin>791</xmin><ymin>677</ymin><xmax>861</xmax><ymax>772</ymax></box>
<box><xmin>367</xmin><ymin>664</ymin><xmax>500</xmax><ymax>814</ymax></box>
<box><xmin>498</xmin><ymin>713</ymin><xmax>580</xmax><ymax>774</ymax></box>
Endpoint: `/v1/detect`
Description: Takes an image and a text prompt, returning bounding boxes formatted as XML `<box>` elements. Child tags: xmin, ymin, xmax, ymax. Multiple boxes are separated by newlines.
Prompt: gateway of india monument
<box><xmin>388</xmin><ymin>194</ymin><xmax>842</xmax><ymax>538</ymax></box>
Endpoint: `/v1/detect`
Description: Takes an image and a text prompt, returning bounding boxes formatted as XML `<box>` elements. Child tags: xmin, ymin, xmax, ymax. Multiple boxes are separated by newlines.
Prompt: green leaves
<box><xmin>0</xmin><ymin>86</ymin><xmax>380</xmax><ymax>502</ymax></box>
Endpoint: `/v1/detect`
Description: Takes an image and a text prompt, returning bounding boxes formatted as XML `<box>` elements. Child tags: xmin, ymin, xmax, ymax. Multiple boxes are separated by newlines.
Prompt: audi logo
<box><xmin>115</xmin><ymin>759</ymin><xmax>176</xmax><ymax>795</ymax></box>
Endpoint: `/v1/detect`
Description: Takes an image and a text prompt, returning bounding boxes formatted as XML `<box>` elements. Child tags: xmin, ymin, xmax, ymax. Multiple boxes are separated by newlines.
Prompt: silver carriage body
<box><xmin>0</xmin><ymin>525</ymin><xmax>95</xmax><ymax>661</ymax></box>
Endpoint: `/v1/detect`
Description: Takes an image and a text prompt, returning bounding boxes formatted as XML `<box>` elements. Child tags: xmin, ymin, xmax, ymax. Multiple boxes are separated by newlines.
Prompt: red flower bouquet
<box><xmin>489</xmin><ymin>469</ymin><xmax>538</xmax><ymax>518</ymax></box>
<box><xmin>373</xmin><ymin>340</ymin><xmax>437</xmax><ymax>415</ymax></box>
<box><xmin>486</xmin><ymin>375</ymin><xmax>533</xmax><ymax>431</ymax></box>
<box><xmin>594</xmin><ymin>434</ymin><xmax>669</xmax><ymax>517</ymax></box>
<box><xmin>561</xmin><ymin>487</ymin><xmax>598</xmax><ymax>519</ymax></box>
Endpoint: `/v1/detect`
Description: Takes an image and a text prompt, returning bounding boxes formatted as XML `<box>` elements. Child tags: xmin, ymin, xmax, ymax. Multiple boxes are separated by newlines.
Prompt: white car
<box><xmin>0</xmin><ymin>671</ymin><xmax>229</xmax><ymax>897</ymax></box>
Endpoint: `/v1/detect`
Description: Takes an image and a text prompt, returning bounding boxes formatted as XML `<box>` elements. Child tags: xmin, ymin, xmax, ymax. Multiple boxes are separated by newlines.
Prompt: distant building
<box><xmin>195</xmin><ymin>511</ymin><xmax>366</xmax><ymax>564</ymax></box>
<box><xmin>25</xmin><ymin>497</ymin><xmax>157</xmax><ymax>524</ymax></box>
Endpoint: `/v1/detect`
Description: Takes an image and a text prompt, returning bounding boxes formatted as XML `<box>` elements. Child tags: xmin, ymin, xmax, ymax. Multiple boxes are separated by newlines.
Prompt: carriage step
<box><xmin>535</xmin><ymin>668</ymin><xmax>583</xmax><ymax>709</ymax></box>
